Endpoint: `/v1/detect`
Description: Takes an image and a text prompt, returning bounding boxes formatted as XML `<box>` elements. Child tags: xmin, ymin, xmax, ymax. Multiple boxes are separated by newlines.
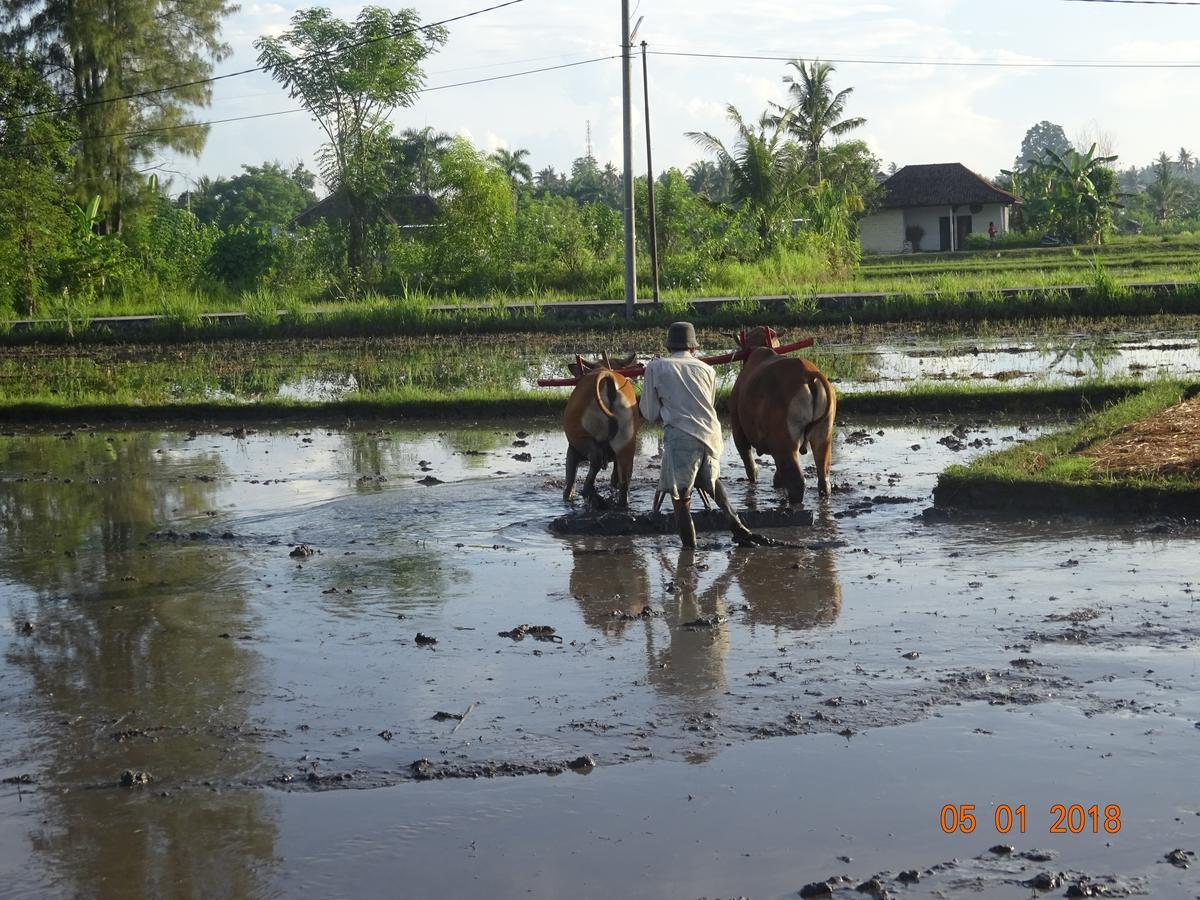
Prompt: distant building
<box><xmin>859</xmin><ymin>163</ymin><xmax>1019</xmax><ymax>253</ymax></box>
<box><xmin>291</xmin><ymin>192</ymin><xmax>439</xmax><ymax>229</ymax></box>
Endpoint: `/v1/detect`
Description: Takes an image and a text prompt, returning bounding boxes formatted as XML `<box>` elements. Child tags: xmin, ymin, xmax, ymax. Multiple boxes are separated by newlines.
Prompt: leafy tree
<box><xmin>255</xmin><ymin>7</ymin><xmax>448</xmax><ymax>275</ymax></box>
<box><xmin>426</xmin><ymin>138</ymin><xmax>515</xmax><ymax>292</ymax></box>
<box><xmin>769</xmin><ymin>59</ymin><xmax>865</xmax><ymax>183</ymax></box>
<box><xmin>0</xmin><ymin>57</ymin><xmax>76</xmax><ymax>314</ymax></box>
<box><xmin>1014</xmin><ymin>121</ymin><xmax>1072</xmax><ymax>172</ymax></box>
<box><xmin>1009</xmin><ymin>143</ymin><xmax>1119</xmax><ymax>243</ymax></box>
<box><xmin>1</xmin><ymin>0</ymin><xmax>235</xmax><ymax>232</ymax></box>
<box><xmin>687</xmin><ymin>104</ymin><xmax>800</xmax><ymax>249</ymax></box>
<box><xmin>489</xmin><ymin>147</ymin><xmax>533</xmax><ymax>187</ymax></box>
<box><xmin>534</xmin><ymin>166</ymin><xmax>568</xmax><ymax>197</ymax></box>
<box><xmin>183</xmin><ymin>162</ymin><xmax>319</xmax><ymax>230</ymax></box>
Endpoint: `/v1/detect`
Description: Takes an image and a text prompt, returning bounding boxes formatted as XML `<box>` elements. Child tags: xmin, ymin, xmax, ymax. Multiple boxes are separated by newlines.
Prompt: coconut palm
<box><xmin>489</xmin><ymin>147</ymin><xmax>533</xmax><ymax>186</ymax></box>
<box><xmin>1178</xmin><ymin>147</ymin><xmax>1194</xmax><ymax>178</ymax></box>
<box><xmin>394</xmin><ymin>127</ymin><xmax>453</xmax><ymax>194</ymax></box>
<box><xmin>1148</xmin><ymin>151</ymin><xmax>1183</xmax><ymax>222</ymax></box>
<box><xmin>769</xmin><ymin>59</ymin><xmax>865</xmax><ymax>183</ymax></box>
<box><xmin>687</xmin><ymin>104</ymin><xmax>800</xmax><ymax>248</ymax></box>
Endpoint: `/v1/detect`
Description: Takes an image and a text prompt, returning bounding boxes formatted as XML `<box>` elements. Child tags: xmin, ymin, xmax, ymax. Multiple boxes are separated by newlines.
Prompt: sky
<box><xmin>159</xmin><ymin>0</ymin><xmax>1200</xmax><ymax>195</ymax></box>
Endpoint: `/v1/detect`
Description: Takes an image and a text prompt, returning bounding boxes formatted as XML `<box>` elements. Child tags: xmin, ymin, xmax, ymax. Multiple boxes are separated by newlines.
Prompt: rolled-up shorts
<box><xmin>659</xmin><ymin>427</ymin><xmax>719</xmax><ymax>501</ymax></box>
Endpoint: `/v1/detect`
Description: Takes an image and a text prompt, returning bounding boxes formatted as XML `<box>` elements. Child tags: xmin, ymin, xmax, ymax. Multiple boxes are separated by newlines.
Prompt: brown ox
<box><xmin>729</xmin><ymin>326</ymin><xmax>836</xmax><ymax>505</ymax></box>
<box><xmin>563</xmin><ymin>358</ymin><xmax>640</xmax><ymax>509</ymax></box>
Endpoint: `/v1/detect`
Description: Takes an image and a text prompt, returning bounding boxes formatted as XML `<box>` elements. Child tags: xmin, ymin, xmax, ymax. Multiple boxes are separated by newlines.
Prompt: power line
<box><xmin>648</xmin><ymin>48</ymin><xmax>1200</xmax><ymax>69</ymax></box>
<box><xmin>1063</xmin><ymin>0</ymin><xmax>1200</xmax><ymax>5</ymax></box>
<box><xmin>21</xmin><ymin>56</ymin><xmax>617</xmax><ymax>148</ymax></box>
<box><xmin>5</xmin><ymin>0</ymin><xmax>527</xmax><ymax>123</ymax></box>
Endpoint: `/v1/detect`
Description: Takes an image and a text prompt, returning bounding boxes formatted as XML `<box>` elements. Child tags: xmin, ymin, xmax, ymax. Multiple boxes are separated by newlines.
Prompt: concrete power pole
<box><xmin>620</xmin><ymin>0</ymin><xmax>637</xmax><ymax>319</ymax></box>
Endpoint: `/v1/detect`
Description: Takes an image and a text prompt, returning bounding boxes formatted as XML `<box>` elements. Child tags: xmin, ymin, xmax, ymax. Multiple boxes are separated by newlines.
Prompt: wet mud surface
<box><xmin>1</xmin><ymin>418</ymin><xmax>1198</xmax><ymax>897</ymax></box>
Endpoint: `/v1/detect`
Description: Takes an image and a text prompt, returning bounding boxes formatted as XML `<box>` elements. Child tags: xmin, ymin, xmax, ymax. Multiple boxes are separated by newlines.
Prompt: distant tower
<box><xmin>586</xmin><ymin>120</ymin><xmax>593</xmax><ymax>160</ymax></box>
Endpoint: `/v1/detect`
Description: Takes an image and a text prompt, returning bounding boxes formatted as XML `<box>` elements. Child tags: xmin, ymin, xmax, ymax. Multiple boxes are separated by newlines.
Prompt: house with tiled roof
<box><xmin>859</xmin><ymin>163</ymin><xmax>1019</xmax><ymax>253</ymax></box>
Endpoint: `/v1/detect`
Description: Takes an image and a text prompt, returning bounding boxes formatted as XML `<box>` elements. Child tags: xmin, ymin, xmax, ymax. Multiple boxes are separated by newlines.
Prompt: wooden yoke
<box><xmin>537</xmin><ymin>336</ymin><xmax>814</xmax><ymax>387</ymax></box>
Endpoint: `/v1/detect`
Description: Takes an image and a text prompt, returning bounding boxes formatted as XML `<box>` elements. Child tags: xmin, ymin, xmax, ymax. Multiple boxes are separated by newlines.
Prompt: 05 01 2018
<box><xmin>939</xmin><ymin>804</ymin><xmax>1122</xmax><ymax>835</ymax></box>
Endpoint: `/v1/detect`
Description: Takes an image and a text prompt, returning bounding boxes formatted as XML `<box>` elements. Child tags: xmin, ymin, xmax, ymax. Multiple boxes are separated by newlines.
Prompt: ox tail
<box><xmin>799</xmin><ymin>372</ymin><xmax>834</xmax><ymax>453</ymax></box>
<box><xmin>594</xmin><ymin>370</ymin><xmax>622</xmax><ymax>419</ymax></box>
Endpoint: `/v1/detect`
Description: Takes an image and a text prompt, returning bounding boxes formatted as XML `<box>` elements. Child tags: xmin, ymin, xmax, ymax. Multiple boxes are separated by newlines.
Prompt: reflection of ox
<box><xmin>729</xmin><ymin>326</ymin><xmax>836</xmax><ymax>505</ymax></box>
<box><xmin>563</xmin><ymin>356</ymin><xmax>641</xmax><ymax>509</ymax></box>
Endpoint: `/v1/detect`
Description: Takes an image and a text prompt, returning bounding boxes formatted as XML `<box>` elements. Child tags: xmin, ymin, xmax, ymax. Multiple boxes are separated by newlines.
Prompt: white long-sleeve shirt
<box><xmin>639</xmin><ymin>352</ymin><xmax>724</xmax><ymax>458</ymax></box>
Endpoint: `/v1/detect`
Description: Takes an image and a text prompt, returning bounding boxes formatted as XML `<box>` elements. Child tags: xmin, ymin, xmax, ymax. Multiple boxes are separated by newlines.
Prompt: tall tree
<box><xmin>0</xmin><ymin>56</ymin><xmax>76</xmax><ymax>314</ymax></box>
<box><xmin>1178</xmin><ymin>147</ymin><xmax>1194</xmax><ymax>178</ymax></box>
<box><xmin>255</xmin><ymin>7</ymin><xmax>447</xmax><ymax>274</ymax></box>
<box><xmin>1</xmin><ymin>0</ymin><xmax>236</xmax><ymax>232</ymax></box>
<box><xmin>1014</xmin><ymin>121</ymin><xmax>1072</xmax><ymax>171</ymax></box>
<box><xmin>489</xmin><ymin>147</ymin><xmax>532</xmax><ymax>186</ymax></box>
<box><xmin>687</xmin><ymin>104</ymin><xmax>800</xmax><ymax>248</ymax></box>
<box><xmin>392</xmin><ymin>126</ymin><xmax>452</xmax><ymax>195</ymax></box>
<box><xmin>182</xmin><ymin>162</ymin><xmax>319</xmax><ymax>229</ymax></box>
<box><xmin>769</xmin><ymin>59</ymin><xmax>865</xmax><ymax>183</ymax></box>
<box><xmin>1147</xmin><ymin>151</ymin><xmax>1182</xmax><ymax>222</ymax></box>
<box><xmin>1019</xmin><ymin>143</ymin><xmax>1119</xmax><ymax>243</ymax></box>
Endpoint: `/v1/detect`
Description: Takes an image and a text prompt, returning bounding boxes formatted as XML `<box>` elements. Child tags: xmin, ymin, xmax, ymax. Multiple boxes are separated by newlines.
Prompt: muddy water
<box><xmin>1</xmin><ymin>421</ymin><xmax>1198</xmax><ymax>898</ymax></box>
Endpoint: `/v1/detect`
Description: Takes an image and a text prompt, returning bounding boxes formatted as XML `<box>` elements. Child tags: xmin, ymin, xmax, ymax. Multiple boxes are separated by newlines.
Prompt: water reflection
<box><xmin>0</xmin><ymin>433</ymin><xmax>277</xmax><ymax>898</ymax></box>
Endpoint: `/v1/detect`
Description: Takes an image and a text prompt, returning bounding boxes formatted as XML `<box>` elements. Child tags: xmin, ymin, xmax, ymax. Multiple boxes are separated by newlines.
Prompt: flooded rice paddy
<box><xmin>1</xmin><ymin>418</ymin><xmax>1198</xmax><ymax>898</ymax></box>
<box><xmin>2</xmin><ymin>327</ymin><xmax>1198</xmax><ymax>405</ymax></box>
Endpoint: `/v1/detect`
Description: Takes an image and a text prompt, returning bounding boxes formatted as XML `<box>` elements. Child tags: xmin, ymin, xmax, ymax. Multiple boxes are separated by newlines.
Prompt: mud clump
<box><xmin>431</xmin><ymin>711</ymin><xmax>464</xmax><ymax>722</ymax></box>
<box><xmin>289</xmin><ymin>544</ymin><xmax>317</xmax><ymax>559</ymax></box>
<box><xmin>498</xmin><ymin>624</ymin><xmax>562</xmax><ymax>642</ymax></box>
<box><xmin>567</xmin><ymin>755</ymin><xmax>596</xmax><ymax>773</ymax></box>
<box><xmin>1164</xmin><ymin>848</ymin><xmax>1195</xmax><ymax>868</ymax></box>
<box><xmin>414</xmin><ymin>633</ymin><xmax>437</xmax><ymax>646</ymax></box>
<box><xmin>119</xmin><ymin>770</ymin><xmax>153</xmax><ymax>787</ymax></box>
<box><xmin>682</xmin><ymin>615</ymin><xmax>726</xmax><ymax>629</ymax></box>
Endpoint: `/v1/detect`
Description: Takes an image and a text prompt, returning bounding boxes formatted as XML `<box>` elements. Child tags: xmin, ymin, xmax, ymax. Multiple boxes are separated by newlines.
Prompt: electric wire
<box><xmin>4</xmin><ymin>0</ymin><xmax>527</xmax><ymax>123</ymax></box>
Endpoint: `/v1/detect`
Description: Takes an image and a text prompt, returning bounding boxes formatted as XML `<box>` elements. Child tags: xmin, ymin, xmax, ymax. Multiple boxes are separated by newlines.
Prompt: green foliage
<box><xmin>184</xmin><ymin>162</ymin><xmax>319</xmax><ymax>230</ymax></box>
<box><xmin>427</xmin><ymin>139</ymin><xmax>516</xmax><ymax>292</ymax></box>
<box><xmin>255</xmin><ymin>6</ymin><xmax>447</xmax><ymax>273</ymax></box>
<box><xmin>2</xmin><ymin>0</ymin><xmax>235</xmax><ymax>231</ymax></box>
<box><xmin>157</xmin><ymin>290</ymin><xmax>206</xmax><ymax>333</ymax></box>
<box><xmin>241</xmin><ymin>288</ymin><xmax>281</xmax><ymax>330</ymax></box>
<box><xmin>1006</xmin><ymin>144</ymin><xmax>1119</xmax><ymax>244</ymax></box>
<box><xmin>122</xmin><ymin>195</ymin><xmax>216</xmax><ymax>288</ymax></box>
<box><xmin>207</xmin><ymin>226</ymin><xmax>282</xmax><ymax>288</ymax></box>
<box><xmin>769</xmin><ymin>59</ymin><xmax>866</xmax><ymax>183</ymax></box>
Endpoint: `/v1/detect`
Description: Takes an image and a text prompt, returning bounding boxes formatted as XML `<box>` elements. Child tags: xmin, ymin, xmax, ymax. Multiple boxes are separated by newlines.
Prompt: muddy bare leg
<box><xmin>672</xmin><ymin>497</ymin><xmax>696</xmax><ymax>548</ymax></box>
<box><xmin>715</xmin><ymin>480</ymin><xmax>777</xmax><ymax>547</ymax></box>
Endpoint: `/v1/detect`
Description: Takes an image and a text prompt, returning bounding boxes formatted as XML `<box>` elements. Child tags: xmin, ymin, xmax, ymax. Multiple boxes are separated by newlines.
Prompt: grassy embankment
<box><xmin>934</xmin><ymin>379</ymin><xmax>1200</xmax><ymax>515</ymax></box>
<box><xmin>6</xmin><ymin>238</ymin><xmax>1200</xmax><ymax>344</ymax></box>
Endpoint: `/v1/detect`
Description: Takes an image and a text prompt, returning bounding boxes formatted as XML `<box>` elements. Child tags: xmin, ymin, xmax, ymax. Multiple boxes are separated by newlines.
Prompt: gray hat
<box><xmin>665</xmin><ymin>321</ymin><xmax>698</xmax><ymax>351</ymax></box>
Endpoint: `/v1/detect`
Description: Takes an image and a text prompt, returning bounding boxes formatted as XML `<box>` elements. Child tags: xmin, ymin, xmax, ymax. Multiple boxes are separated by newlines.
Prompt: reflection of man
<box><xmin>640</xmin><ymin>322</ymin><xmax>768</xmax><ymax>548</ymax></box>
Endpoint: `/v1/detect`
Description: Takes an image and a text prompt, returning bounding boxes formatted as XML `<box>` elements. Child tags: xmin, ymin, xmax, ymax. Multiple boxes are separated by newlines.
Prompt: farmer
<box><xmin>640</xmin><ymin>321</ymin><xmax>773</xmax><ymax>549</ymax></box>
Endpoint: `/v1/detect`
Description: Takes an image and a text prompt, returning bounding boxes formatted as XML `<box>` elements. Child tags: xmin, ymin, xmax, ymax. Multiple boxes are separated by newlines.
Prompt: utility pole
<box><xmin>641</xmin><ymin>41</ymin><xmax>660</xmax><ymax>304</ymax></box>
<box><xmin>620</xmin><ymin>0</ymin><xmax>637</xmax><ymax>319</ymax></box>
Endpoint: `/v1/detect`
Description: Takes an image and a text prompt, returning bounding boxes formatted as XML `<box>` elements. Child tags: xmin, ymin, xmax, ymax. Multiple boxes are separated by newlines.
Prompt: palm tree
<box><xmin>1178</xmin><ymin>147</ymin><xmax>1195</xmax><ymax>179</ymax></box>
<box><xmin>489</xmin><ymin>147</ymin><xmax>533</xmax><ymax>186</ymax></box>
<box><xmin>687</xmin><ymin>104</ymin><xmax>800</xmax><ymax>248</ymax></box>
<box><xmin>1148</xmin><ymin>151</ymin><xmax>1182</xmax><ymax>222</ymax></box>
<box><xmin>394</xmin><ymin>127</ymin><xmax>453</xmax><ymax>194</ymax></box>
<box><xmin>534</xmin><ymin>166</ymin><xmax>566</xmax><ymax>196</ymax></box>
<box><xmin>769</xmin><ymin>59</ymin><xmax>865</xmax><ymax>184</ymax></box>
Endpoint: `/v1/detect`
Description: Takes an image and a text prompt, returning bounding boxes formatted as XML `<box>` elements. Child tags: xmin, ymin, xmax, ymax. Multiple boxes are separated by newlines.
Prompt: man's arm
<box><xmin>639</xmin><ymin>361</ymin><xmax>662</xmax><ymax>424</ymax></box>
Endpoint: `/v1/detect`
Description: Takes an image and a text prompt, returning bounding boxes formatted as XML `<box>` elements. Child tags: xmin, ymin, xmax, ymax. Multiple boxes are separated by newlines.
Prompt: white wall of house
<box><xmin>858</xmin><ymin>208</ymin><xmax>905</xmax><ymax>254</ymax></box>
<box><xmin>861</xmin><ymin>203</ymin><xmax>1013</xmax><ymax>254</ymax></box>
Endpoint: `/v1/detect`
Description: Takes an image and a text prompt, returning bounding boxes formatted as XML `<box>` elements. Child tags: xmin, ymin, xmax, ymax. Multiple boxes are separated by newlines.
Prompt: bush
<box><xmin>206</xmin><ymin>225</ymin><xmax>282</xmax><ymax>288</ymax></box>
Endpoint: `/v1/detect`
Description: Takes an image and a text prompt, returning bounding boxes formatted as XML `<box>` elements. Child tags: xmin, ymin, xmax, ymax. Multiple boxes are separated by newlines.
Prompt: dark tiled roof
<box><xmin>878</xmin><ymin>163</ymin><xmax>1018</xmax><ymax>209</ymax></box>
<box><xmin>292</xmin><ymin>192</ymin><xmax>438</xmax><ymax>227</ymax></box>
